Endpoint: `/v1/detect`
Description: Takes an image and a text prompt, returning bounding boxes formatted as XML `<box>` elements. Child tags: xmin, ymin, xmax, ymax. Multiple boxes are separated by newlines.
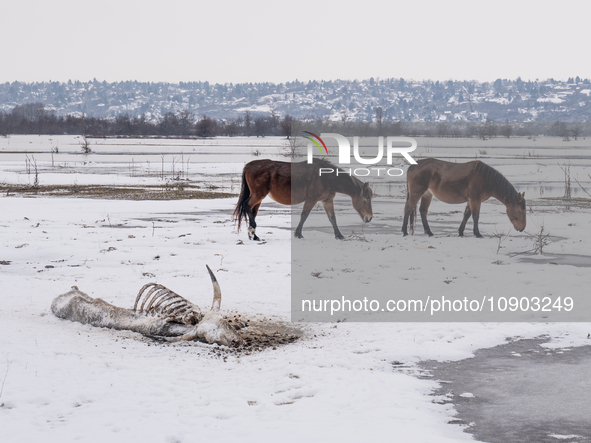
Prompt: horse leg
<box><xmin>402</xmin><ymin>187</ymin><xmax>427</xmax><ymax>236</ymax></box>
<box><xmin>245</xmin><ymin>186</ymin><xmax>267</xmax><ymax>241</ymax></box>
<box><xmin>248</xmin><ymin>203</ymin><xmax>262</xmax><ymax>241</ymax></box>
<box><xmin>419</xmin><ymin>191</ymin><xmax>434</xmax><ymax>237</ymax></box>
<box><xmin>294</xmin><ymin>199</ymin><xmax>317</xmax><ymax>239</ymax></box>
<box><xmin>458</xmin><ymin>203</ymin><xmax>472</xmax><ymax>237</ymax></box>
<box><xmin>322</xmin><ymin>198</ymin><xmax>344</xmax><ymax>240</ymax></box>
<box><xmin>402</xmin><ymin>199</ymin><xmax>412</xmax><ymax>236</ymax></box>
<box><xmin>470</xmin><ymin>199</ymin><xmax>483</xmax><ymax>238</ymax></box>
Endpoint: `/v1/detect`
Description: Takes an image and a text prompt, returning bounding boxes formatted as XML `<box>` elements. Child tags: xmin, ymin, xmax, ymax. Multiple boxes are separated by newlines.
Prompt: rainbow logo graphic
<box><xmin>302</xmin><ymin>131</ymin><xmax>328</xmax><ymax>155</ymax></box>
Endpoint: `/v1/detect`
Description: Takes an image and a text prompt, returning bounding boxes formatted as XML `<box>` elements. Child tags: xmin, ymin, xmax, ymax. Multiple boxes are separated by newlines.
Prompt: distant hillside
<box><xmin>1</xmin><ymin>77</ymin><xmax>591</xmax><ymax>123</ymax></box>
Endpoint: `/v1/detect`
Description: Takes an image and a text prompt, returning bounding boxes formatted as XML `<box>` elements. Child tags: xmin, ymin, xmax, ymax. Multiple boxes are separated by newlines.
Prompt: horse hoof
<box><xmin>426</xmin><ymin>232</ymin><xmax>434</xmax><ymax>237</ymax></box>
<box><xmin>253</xmin><ymin>236</ymin><xmax>261</xmax><ymax>241</ymax></box>
<box><xmin>335</xmin><ymin>235</ymin><xmax>344</xmax><ymax>240</ymax></box>
<box><xmin>294</xmin><ymin>233</ymin><xmax>303</xmax><ymax>239</ymax></box>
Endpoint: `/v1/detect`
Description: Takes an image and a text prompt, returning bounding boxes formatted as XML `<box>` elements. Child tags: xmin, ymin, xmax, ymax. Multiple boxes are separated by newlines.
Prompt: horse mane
<box><xmin>312</xmin><ymin>157</ymin><xmax>337</xmax><ymax>169</ymax></box>
<box><xmin>312</xmin><ymin>158</ymin><xmax>366</xmax><ymax>193</ymax></box>
<box><xmin>474</xmin><ymin>161</ymin><xmax>520</xmax><ymax>204</ymax></box>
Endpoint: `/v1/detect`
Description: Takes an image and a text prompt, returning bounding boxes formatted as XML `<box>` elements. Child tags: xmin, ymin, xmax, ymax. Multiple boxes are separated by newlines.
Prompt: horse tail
<box><xmin>232</xmin><ymin>167</ymin><xmax>250</xmax><ymax>232</ymax></box>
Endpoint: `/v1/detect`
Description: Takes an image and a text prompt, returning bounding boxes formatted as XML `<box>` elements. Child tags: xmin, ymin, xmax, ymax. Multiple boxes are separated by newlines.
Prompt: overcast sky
<box><xmin>2</xmin><ymin>0</ymin><xmax>589</xmax><ymax>84</ymax></box>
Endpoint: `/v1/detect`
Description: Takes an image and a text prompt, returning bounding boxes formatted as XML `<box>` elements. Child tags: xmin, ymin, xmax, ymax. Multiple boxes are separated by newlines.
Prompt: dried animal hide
<box><xmin>51</xmin><ymin>266</ymin><xmax>244</xmax><ymax>347</ymax></box>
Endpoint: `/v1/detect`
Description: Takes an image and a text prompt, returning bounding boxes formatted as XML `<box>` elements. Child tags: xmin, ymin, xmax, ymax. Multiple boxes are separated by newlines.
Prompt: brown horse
<box><xmin>402</xmin><ymin>158</ymin><xmax>526</xmax><ymax>238</ymax></box>
<box><xmin>233</xmin><ymin>158</ymin><xmax>373</xmax><ymax>240</ymax></box>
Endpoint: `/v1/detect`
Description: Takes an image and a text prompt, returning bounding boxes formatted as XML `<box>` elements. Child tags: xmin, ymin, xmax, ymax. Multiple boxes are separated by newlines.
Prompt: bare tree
<box><xmin>375</xmin><ymin>107</ymin><xmax>383</xmax><ymax>136</ymax></box>
<box><xmin>158</xmin><ymin>112</ymin><xmax>180</xmax><ymax>136</ymax></box>
<box><xmin>550</xmin><ymin>121</ymin><xmax>568</xmax><ymax>138</ymax></box>
<box><xmin>195</xmin><ymin>115</ymin><xmax>217</xmax><ymax>137</ymax></box>
<box><xmin>285</xmin><ymin>119</ymin><xmax>303</xmax><ymax>157</ymax></box>
<box><xmin>436</xmin><ymin>123</ymin><xmax>448</xmax><ymax>137</ymax></box>
<box><xmin>254</xmin><ymin>117</ymin><xmax>271</xmax><ymax>137</ymax></box>
<box><xmin>485</xmin><ymin>120</ymin><xmax>498</xmax><ymax>138</ymax></box>
<box><xmin>477</xmin><ymin>124</ymin><xmax>488</xmax><ymax>140</ymax></box>
<box><xmin>450</xmin><ymin>125</ymin><xmax>463</xmax><ymax>138</ymax></box>
<box><xmin>80</xmin><ymin>136</ymin><xmax>92</xmax><ymax>154</ymax></box>
<box><xmin>280</xmin><ymin>115</ymin><xmax>295</xmax><ymax>138</ymax></box>
<box><xmin>244</xmin><ymin>111</ymin><xmax>253</xmax><ymax>136</ymax></box>
<box><xmin>178</xmin><ymin>111</ymin><xmax>195</xmax><ymax>134</ymax></box>
<box><xmin>464</xmin><ymin>124</ymin><xmax>477</xmax><ymax>138</ymax></box>
<box><xmin>499</xmin><ymin>124</ymin><xmax>513</xmax><ymax>138</ymax></box>
<box><xmin>269</xmin><ymin>109</ymin><xmax>279</xmax><ymax>134</ymax></box>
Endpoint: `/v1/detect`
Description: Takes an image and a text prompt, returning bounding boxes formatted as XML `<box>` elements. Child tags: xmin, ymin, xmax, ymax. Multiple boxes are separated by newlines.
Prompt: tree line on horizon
<box><xmin>0</xmin><ymin>103</ymin><xmax>292</xmax><ymax>137</ymax></box>
<box><xmin>0</xmin><ymin>103</ymin><xmax>588</xmax><ymax>140</ymax></box>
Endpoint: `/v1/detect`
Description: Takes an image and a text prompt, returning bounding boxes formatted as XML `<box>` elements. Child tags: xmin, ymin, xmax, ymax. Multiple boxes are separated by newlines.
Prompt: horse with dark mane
<box><xmin>402</xmin><ymin>158</ymin><xmax>526</xmax><ymax>238</ymax></box>
<box><xmin>233</xmin><ymin>158</ymin><xmax>373</xmax><ymax>241</ymax></box>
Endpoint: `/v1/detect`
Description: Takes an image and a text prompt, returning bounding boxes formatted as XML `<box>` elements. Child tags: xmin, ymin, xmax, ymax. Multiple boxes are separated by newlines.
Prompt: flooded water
<box><xmin>2</xmin><ymin>135</ymin><xmax>591</xmax><ymax>198</ymax></box>
<box><xmin>418</xmin><ymin>338</ymin><xmax>591</xmax><ymax>443</ymax></box>
<box><xmin>519</xmin><ymin>253</ymin><xmax>591</xmax><ymax>268</ymax></box>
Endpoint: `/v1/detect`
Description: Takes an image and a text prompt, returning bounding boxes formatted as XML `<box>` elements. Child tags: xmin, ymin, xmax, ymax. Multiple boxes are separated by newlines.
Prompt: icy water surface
<box><xmin>2</xmin><ymin>135</ymin><xmax>591</xmax><ymax>198</ymax></box>
<box><xmin>419</xmin><ymin>338</ymin><xmax>591</xmax><ymax>443</ymax></box>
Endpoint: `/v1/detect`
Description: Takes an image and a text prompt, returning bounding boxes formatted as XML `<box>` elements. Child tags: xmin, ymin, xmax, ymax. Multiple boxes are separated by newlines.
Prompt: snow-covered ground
<box><xmin>0</xmin><ymin>135</ymin><xmax>590</xmax><ymax>442</ymax></box>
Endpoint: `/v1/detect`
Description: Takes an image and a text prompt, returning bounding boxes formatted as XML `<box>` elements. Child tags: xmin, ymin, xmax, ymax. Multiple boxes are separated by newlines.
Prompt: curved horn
<box><xmin>206</xmin><ymin>264</ymin><xmax>221</xmax><ymax>312</ymax></box>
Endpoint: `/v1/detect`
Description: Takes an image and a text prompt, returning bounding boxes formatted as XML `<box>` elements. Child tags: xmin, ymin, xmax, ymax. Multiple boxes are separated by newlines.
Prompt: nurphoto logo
<box><xmin>303</xmin><ymin>132</ymin><xmax>418</xmax><ymax>177</ymax></box>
